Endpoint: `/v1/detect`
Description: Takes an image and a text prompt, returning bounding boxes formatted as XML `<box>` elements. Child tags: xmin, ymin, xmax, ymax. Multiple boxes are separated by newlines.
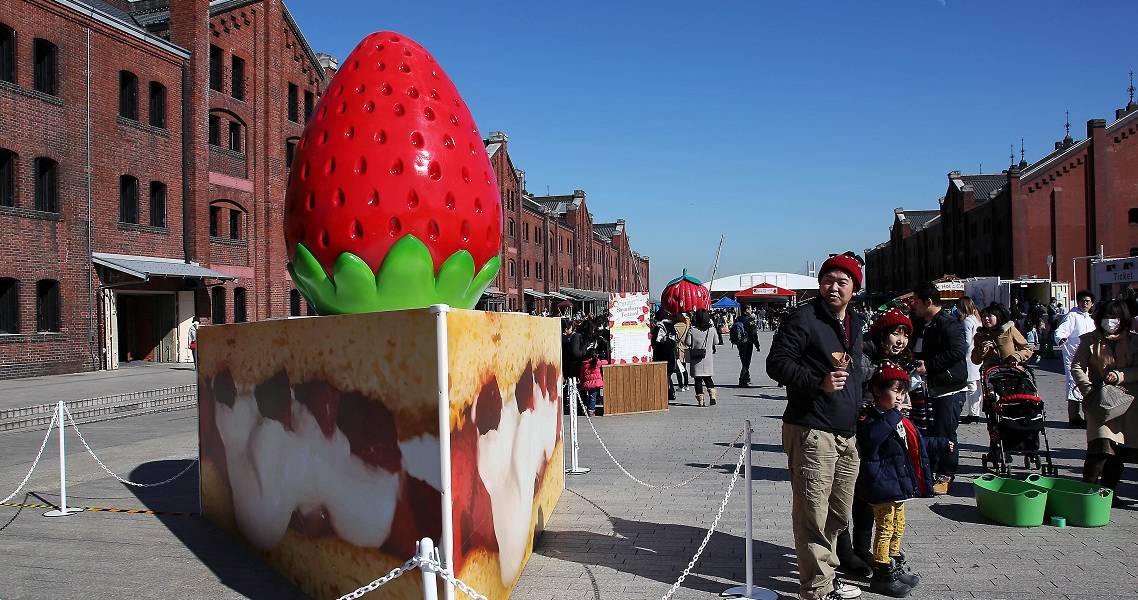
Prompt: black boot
<box><xmin>891</xmin><ymin>554</ymin><xmax>920</xmax><ymax>587</ymax></box>
<box><xmin>870</xmin><ymin>561</ymin><xmax>912</xmax><ymax>598</ymax></box>
<box><xmin>836</xmin><ymin>531</ymin><xmax>872</xmax><ymax>579</ymax></box>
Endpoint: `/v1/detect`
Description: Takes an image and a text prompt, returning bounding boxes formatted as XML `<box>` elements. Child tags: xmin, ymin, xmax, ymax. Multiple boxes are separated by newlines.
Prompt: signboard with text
<box><xmin>608</xmin><ymin>292</ymin><xmax>651</xmax><ymax>364</ymax></box>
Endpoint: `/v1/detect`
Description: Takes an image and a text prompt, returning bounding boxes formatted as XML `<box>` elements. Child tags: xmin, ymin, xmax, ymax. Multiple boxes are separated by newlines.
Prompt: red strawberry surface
<box><xmin>284</xmin><ymin>32</ymin><xmax>502</xmax><ymax>314</ymax></box>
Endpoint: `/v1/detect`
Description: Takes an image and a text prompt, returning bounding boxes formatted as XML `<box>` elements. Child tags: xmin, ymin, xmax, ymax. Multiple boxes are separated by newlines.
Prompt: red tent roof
<box><xmin>735</xmin><ymin>283</ymin><xmax>796</xmax><ymax>298</ymax></box>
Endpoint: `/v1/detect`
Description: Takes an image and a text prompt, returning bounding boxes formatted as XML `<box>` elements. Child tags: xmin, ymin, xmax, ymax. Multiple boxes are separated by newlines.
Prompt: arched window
<box><xmin>36</xmin><ymin>279</ymin><xmax>60</xmax><ymax>332</ymax></box>
<box><xmin>149</xmin><ymin>81</ymin><xmax>167</xmax><ymax>128</ymax></box>
<box><xmin>119</xmin><ymin>70</ymin><xmax>138</xmax><ymax>120</ymax></box>
<box><xmin>0</xmin><ymin>278</ymin><xmax>17</xmax><ymax>334</ymax></box>
<box><xmin>119</xmin><ymin>175</ymin><xmax>139</xmax><ymax>224</ymax></box>
<box><xmin>0</xmin><ymin>23</ymin><xmax>15</xmax><ymax>83</ymax></box>
<box><xmin>211</xmin><ymin>287</ymin><xmax>226</xmax><ymax>324</ymax></box>
<box><xmin>233</xmin><ymin>287</ymin><xmax>247</xmax><ymax>322</ymax></box>
<box><xmin>34</xmin><ymin>157</ymin><xmax>57</xmax><ymax>213</ymax></box>
<box><xmin>228</xmin><ymin>121</ymin><xmax>243</xmax><ymax>153</ymax></box>
<box><xmin>507</xmin><ymin>219</ymin><xmax>515</xmax><ymax>238</ymax></box>
<box><xmin>508</xmin><ymin>259</ymin><xmax>516</xmax><ymax>279</ymax></box>
<box><xmin>289</xmin><ymin>289</ymin><xmax>301</xmax><ymax>316</ymax></box>
<box><xmin>0</xmin><ymin>148</ymin><xmax>15</xmax><ymax>207</ymax></box>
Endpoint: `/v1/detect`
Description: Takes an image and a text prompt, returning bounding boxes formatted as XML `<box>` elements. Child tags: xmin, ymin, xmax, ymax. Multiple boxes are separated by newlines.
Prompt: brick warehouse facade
<box><xmin>0</xmin><ymin>0</ymin><xmax>650</xmax><ymax>379</ymax></box>
<box><xmin>866</xmin><ymin>99</ymin><xmax>1138</xmax><ymax>296</ymax></box>
<box><xmin>482</xmin><ymin>131</ymin><xmax>650</xmax><ymax>314</ymax></box>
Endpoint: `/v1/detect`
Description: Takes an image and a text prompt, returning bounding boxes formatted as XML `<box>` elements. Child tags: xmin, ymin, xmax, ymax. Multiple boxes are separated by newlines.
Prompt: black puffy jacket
<box><xmin>767</xmin><ymin>301</ymin><xmax>865</xmax><ymax>436</ymax></box>
<box><xmin>916</xmin><ymin>309</ymin><xmax>968</xmax><ymax>396</ymax></box>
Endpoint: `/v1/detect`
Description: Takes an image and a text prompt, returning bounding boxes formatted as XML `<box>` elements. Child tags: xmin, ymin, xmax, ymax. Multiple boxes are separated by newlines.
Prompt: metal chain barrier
<box><xmin>63</xmin><ymin>405</ymin><xmax>198</xmax><ymax>488</ymax></box>
<box><xmin>660</xmin><ymin>441</ymin><xmax>747</xmax><ymax>600</ymax></box>
<box><xmin>576</xmin><ymin>394</ymin><xmax>743</xmax><ymax>490</ymax></box>
<box><xmin>336</xmin><ymin>553</ymin><xmax>488</xmax><ymax>600</ymax></box>
<box><xmin>0</xmin><ymin>411</ymin><xmax>58</xmax><ymax>504</ymax></box>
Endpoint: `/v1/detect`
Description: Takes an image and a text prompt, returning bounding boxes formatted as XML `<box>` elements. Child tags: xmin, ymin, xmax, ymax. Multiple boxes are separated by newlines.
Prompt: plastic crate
<box><xmin>1024</xmin><ymin>474</ymin><xmax>1113</xmax><ymax>527</ymax></box>
<box><xmin>973</xmin><ymin>474</ymin><xmax>1048</xmax><ymax>527</ymax></box>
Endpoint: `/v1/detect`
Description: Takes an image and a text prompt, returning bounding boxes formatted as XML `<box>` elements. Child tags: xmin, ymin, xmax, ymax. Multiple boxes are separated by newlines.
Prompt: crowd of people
<box><xmin>759</xmin><ymin>252</ymin><xmax>1138</xmax><ymax>600</ymax></box>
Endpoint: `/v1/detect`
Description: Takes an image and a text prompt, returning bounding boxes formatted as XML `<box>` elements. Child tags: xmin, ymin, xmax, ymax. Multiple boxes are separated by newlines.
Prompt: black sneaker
<box><xmin>890</xmin><ymin>555</ymin><xmax>920</xmax><ymax>587</ymax></box>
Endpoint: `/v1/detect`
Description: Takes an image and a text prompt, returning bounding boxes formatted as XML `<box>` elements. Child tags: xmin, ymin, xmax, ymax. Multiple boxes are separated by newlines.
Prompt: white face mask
<box><xmin>1101</xmin><ymin>319</ymin><xmax>1122</xmax><ymax>334</ymax></box>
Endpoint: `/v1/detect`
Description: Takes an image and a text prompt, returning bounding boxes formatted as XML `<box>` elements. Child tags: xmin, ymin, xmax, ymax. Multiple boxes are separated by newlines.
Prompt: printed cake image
<box><xmin>198</xmin><ymin>309</ymin><xmax>563</xmax><ymax>599</ymax></box>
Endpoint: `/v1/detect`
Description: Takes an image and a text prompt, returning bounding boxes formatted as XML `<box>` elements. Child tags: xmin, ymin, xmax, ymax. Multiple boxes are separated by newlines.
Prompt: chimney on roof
<box><xmin>515</xmin><ymin>169</ymin><xmax>526</xmax><ymax>193</ymax></box>
<box><xmin>573</xmin><ymin>189</ymin><xmax>585</xmax><ymax>199</ymax></box>
<box><xmin>948</xmin><ymin>170</ymin><xmax>961</xmax><ymax>178</ymax></box>
<box><xmin>488</xmin><ymin>131</ymin><xmax>508</xmax><ymax>143</ymax></box>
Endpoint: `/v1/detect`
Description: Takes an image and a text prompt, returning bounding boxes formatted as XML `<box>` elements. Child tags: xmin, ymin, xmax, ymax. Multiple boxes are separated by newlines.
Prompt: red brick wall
<box><xmin>1018</xmin><ymin>146</ymin><xmax>1090</xmax><ymax>284</ymax></box>
<box><xmin>1102</xmin><ymin>117</ymin><xmax>1138</xmax><ymax>259</ymax></box>
<box><xmin>0</xmin><ymin>0</ymin><xmax>185</xmax><ymax>377</ymax></box>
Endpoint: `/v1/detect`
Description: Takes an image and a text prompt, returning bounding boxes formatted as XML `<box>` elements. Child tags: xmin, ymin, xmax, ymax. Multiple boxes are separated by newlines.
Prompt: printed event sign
<box><xmin>608</xmin><ymin>292</ymin><xmax>651</xmax><ymax>364</ymax></box>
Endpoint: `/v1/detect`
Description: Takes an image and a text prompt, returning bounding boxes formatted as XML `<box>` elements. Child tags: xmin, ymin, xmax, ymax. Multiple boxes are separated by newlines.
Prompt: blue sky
<box><xmin>290</xmin><ymin>1</ymin><xmax>1138</xmax><ymax>295</ymax></box>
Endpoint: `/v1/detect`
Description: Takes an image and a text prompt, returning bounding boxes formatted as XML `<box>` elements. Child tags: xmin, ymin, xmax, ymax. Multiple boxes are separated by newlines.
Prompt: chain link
<box><xmin>64</xmin><ymin>405</ymin><xmax>198</xmax><ymax>488</ymax></box>
<box><xmin>336</xmin><ymin>556</ymin><xmax>420</xmax><ymax>600</ymax></box>
<box><xmin>576</xmin><ymin>393</ymin><xmax>743</xmax><ymax>489</ymax></box>
<box><xmin>421</xmin><ymin>558</ymin><xmax>490</xmax><ymax>600</ymax></box>
<box><xmin>660</xmin><ymin>442</ymin><xmax>747</xmax><ymax>600</ymax></box>
<box><xmin>0</xmin><ymin>410</ymin><xmax>58</xmax><ymax>505</ymax></box>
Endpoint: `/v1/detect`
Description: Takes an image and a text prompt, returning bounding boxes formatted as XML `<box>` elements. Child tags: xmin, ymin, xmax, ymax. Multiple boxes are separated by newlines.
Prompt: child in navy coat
<box><xmin>857</xmin><ymin>362</ymin><xmax>933</xmax><ymax>598</ymax></box>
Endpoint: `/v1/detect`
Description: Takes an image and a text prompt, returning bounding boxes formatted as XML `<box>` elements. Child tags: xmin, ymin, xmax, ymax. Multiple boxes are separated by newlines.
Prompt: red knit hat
<box><xmin>870</xmin><ymin>361</ymin><xmax>910</xmax><ymax>388</ymax></box>
<box><xmin>819</xmin><ymin>253</ymin><xmax>863</xmax><ymax>291</ymax></box>
<box><xmin>869</xmin><ymin>307</ymin><xmax>913</xmax><ymax>339</ymax></box>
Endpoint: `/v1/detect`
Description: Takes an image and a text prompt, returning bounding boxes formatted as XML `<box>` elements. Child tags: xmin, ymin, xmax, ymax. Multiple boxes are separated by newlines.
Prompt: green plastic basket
<box><xmin>973</xmin><ymin>474</ymin><xmax>1048</xmax><ymax>527</ymax></box>
<box><xmin>1024</xmin><ymin>474</ymin><xmax>1113</xmax><ymax>527</ymax></box>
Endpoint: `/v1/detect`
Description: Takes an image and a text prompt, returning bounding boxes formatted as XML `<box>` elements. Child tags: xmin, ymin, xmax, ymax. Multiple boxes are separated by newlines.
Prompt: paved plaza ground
<box><xmin>0</xmin><ymin>330</ymin><xmax>1134</xmax><ymax>599</ymax></box>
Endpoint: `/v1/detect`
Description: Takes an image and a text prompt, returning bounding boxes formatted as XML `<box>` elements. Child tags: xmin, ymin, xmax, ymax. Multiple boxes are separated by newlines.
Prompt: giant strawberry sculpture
<box><xmin>285</xmin><ymin>32</ymin><xmax>502</xmax><ymax>314</ymax></box>
<box><xmin>661</xmin><ymin>268</ymin><xmax>710</xmax><ymax>315</ymax></box>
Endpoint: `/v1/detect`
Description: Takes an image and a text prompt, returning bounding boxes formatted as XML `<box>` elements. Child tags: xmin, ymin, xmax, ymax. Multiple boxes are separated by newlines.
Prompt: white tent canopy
<box><xmin>705</xmin><ymin>272</ymin><xmax>819</xmax><ymax>293</ymax></box>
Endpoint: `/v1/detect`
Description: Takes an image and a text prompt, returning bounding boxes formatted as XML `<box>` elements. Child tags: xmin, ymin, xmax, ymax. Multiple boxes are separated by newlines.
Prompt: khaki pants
<box><xmin>783</xmin><ymin>422</ymin><xmax>860</xmax><ymax>599</ymax></box>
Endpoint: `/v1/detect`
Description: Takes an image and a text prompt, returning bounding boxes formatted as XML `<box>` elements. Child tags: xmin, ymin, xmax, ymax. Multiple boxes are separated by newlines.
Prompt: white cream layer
<box><xmin>214</xmin><ymin>393</ymin><xmax>439</xmax><ymax>550</ymax></box>
<box><xmin>476</xmin><ymin>376</ymin><xmax>559</xmax><ymax>585</ymax></box>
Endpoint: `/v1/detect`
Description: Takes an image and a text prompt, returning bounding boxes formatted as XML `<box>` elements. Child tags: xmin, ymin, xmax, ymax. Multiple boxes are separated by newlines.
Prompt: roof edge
<box><xmin>55</xmin><ymin>0</ymin><xmax>190</xmax><ymax>58</ymax></box>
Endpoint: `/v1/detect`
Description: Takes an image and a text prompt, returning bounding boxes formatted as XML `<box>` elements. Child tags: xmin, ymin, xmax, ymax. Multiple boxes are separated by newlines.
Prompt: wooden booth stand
<box><xmin>600</xmin><ymin>361</ymin><xmax>669</xmax><ymax>415</ymax></box>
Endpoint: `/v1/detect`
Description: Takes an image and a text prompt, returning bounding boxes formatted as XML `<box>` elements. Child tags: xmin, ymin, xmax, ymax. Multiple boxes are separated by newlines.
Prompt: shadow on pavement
<box><xmin>687</xmin><ymin>461</ymin><xmax>790</xmax><ymax>483</ymax></box>
<box><xmin>928</xmin><ymin>502</ymin><xmax>991</xmax><ymax>525</ymax></box>
<box><xmin>535</xmin><ymin>511</ymin><xmax>800</xmax><ymax>597</ymax></box>
<box><xmin>127</xmin><ymin>459</ymin><xmax>307</xmax><ymax>600</ymax></box>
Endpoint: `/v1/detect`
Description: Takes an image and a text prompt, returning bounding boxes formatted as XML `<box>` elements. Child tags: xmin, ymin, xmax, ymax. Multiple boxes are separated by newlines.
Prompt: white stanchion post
<box><xmin>44</xmin><ymin>401</ymin><xmax>83</xmax><ymax>518</ymax></box>
<box><xmin>565</xmin><ymin>377</ymin><xmax>590</xmax><ymax>475</ymax></box>
<box><xmin>419</xmin><ymin>538</ymin><xmax>439</xmax><ymax>600</ymax></box>
<box><xmin>721</xmin><ymin>420</ymin><xmax>775</xmax><ymax>599</ymax></box>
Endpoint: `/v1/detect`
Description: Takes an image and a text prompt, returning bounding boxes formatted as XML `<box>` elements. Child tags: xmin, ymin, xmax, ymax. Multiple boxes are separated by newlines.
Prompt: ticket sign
<box><xmin>608</xmin><ymin>292</ymin><xmax>651</xmax><ymax>364</ymax></box>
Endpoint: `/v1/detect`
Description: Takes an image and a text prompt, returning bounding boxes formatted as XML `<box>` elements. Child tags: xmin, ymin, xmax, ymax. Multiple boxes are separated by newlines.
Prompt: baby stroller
<box><xmin>980</xmin><ymin>365</ymin><xmax>1058</xmax><ymax>476</ymax></box>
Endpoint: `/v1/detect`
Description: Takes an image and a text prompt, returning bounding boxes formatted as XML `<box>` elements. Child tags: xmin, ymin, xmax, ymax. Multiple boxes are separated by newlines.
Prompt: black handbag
<box><xmin>689</xmin><ymin>328</ymin><xmax>711</xmax><ymax>361</ymax></box>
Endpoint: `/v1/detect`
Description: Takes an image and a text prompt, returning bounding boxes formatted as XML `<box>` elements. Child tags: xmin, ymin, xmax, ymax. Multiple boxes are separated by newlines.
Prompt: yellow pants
<box><xmin>871</xmin><ymin>502</ymin><xmax>906</xmax><ymax>565</ymax></box>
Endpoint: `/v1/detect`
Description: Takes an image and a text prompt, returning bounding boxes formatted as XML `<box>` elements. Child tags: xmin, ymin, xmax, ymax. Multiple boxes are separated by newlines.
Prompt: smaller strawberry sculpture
<box><xmin>284</xmin><ymin>32</ymin><xmax>502</xmax><ymax>314</ymax></box>
<box><xmin>661</xmin><ymin>269</ymin><xmax>710</xmax><ymax>315</ymax></box>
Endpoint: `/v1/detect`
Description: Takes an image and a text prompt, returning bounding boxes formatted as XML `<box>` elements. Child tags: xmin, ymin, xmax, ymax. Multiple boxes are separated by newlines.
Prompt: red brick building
<box><xmin>866</xmin><ymin>99</ymin><xmax>1138</xmax><ymax>296</ymax></box>
<box><xmin>0</xmin><ymin>1</ymin><xmax>649</xmax><ymax>379</ymax></box>
<box><xmin>482</xmin><ymin>131</ymin><xmax>650</xmax><ymax>314</ymax></box>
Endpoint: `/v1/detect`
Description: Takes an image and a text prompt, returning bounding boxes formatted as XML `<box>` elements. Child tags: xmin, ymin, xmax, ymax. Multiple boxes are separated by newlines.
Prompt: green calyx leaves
<box><xmin>288</xmin><ymin>235</ymin><xmax>501</xmax><ymax>315</ymax></box>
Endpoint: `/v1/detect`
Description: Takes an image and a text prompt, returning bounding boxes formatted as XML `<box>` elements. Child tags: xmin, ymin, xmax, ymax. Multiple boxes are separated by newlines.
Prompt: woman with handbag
<box><xmin>1071</xmin><ymin>299</ymin><xmax>1138</xmax><ymax>494</ymax></box>
<box><xmin>674</xmin><ymin>313</ymin><xmax>692</xmax><ymax>392</ymax></box>
<box><xmin>684</xmin><ymin>309</ymin><xmax>721</xmax><ymax>407</ymax></box>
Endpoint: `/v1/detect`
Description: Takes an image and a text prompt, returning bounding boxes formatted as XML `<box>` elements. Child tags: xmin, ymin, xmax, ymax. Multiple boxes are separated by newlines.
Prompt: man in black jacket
<box><xmin>909</xmin><ymin>281</ymin><xmax>968</xmax><ymax>494</ymax></box>
<box><xmin>767</xmin><ymin>253</ymin><xmax>866</xmax><ymax>600</ymax></box>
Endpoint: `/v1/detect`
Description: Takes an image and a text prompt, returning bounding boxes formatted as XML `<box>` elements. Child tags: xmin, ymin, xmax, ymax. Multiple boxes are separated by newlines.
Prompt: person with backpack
<box><xmin>732</xmin><ymin>306</ymin><xmax>760</xmax><ymax>386</ymax></box>
<box><xmin>652</xmin><ymin>309</ymin><xmax>680</xmax><ymax>401</ymax></box>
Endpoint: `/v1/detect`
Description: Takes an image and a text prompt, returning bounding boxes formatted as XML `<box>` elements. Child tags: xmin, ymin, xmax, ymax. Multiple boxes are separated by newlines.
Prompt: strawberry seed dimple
<box><xmin>390</xmin><ymin>158</ymin><xmax>403</xmax><ymax>175</ymax></box>
<box><xmin>389</xmin><ymin>35</ymin><xmax>400</xmax><ymax>42</ymax></box>
<box><xmin>388</xmin><ymin>216</ymin><xmax>401</xmax><ymax>236</ymax></box>
<box><xmin>364</xmin><ymin>101</ymin><xmax>375</xmax><ymax>113</ymax></box>
<box><xmin>319</xmin><ymin>106</ymin><xmax>328</xmax><ymax>119</ymax></box>
<box><xmin>355</xmin><ymin>83</ymin><xmax>366</xmax><ymax>94</ymax></box>
<box><xmin>333</xmin><ymin>188</ymin><xmax>345</xmax><ymax>207</ymax></box>
<box><xmin>443</xmin><ymin>135</ymin><xmax>455</xmax><ymax>149</ymax></box>
<box><xmin>393</xmin><ymin>103</ymin><xmax>404</xmax><ymax>116</ymax></box>
<box><xmin>428</xmin><ymin>219</ymin><xmax>439</xmax><ymax>241</ymax></box>
<box><xmin>398</xmin><ymin>63</ymin><xmax>410</xmax><ymax>73</ymax></box>
<box><xmin>429</xmin><ymin>89</ymin><xmax>440</xmax><ymax>100</ymax></box>
<box><xmin>410</xmin><ymin>131</ymin><xmax>424</xmax><ymax>148</ymax></box>
<box><xmin>374</xmin><ymin>129</ymin><xmax>387</xmax><ymax>144</ymax></box>
<box><xmin>423</xmin><ymin>107</ymin><xmax>436</xmax><ymax>121</ymax></box>
<box><xmin>368</xmin><ymin>190</ymin><xmax>379</xmax><ymax>206</ymax></box>
<box><xmin>428</xmin><ymin>161</ymin><xmax>442</xmax><ymax>181</ymax></box>
<box><xmin>355</xmin><ymin>156</ymin><xmax>367</xmax><ymax>175</ymax></box>
<box><xmin>461</xmin><ymin>220</ymin><xmax>471</xmax><ymax>243</ymax></box>
<box><xmin>445</xmin><ymin>192</ymin><xmax>456</xmax><ymax>210</ymax></box>
<box><xmin>376</xmin><ymin>61</ymin><xmax>386</xmax><ymax>72</ymax></box>
<box><xmin>374</xmin><ymin>43</ymin><xmax>384</xmax><ymax>52</ymax></box>
<box><xmin>474</xmin><ymin>197</ymin><xmax>482</xmax><ymax>214</ymax></box>
<box><xmin>324</xmin><ymin>157</ymin><xmax>336</xmax><ymax>175</ymax></box>
<box><xmin>319</xmin><ymin>230</ymin><xmax>330</xmax><ymax>248</ymax></box>
<box><xmin>380</xmin><ymin>83</ymin><xmax>392</xmax><ymax>95</ymax></box>
<box><xmin>321</xmin><ymin>130</ymin><xmax>329</xmax><ymax>144</ymax></box>
<box><xmin>402</xmin><ymin>47</ymin><xmax>412</xmax><ymax>57</ymax></box>
<box><xmin>338</xmin><ymin>101</ymin><xmax>347</xmax><ymax>114</ymax></box>
<box><xmin>461</xmin><ymin>166</ymin><xmax>470</xmax><ymax>183</ymax></box>
<box><xmin>334</xmin><ymin>84</ymin><xmax>344</xmax><ymax>97</ymax></box>
<box><xmin>449</xmin><ymin>114</ymin><xmax>459</xmax><ymax>126</ymax></box>
<box><xmin>351</xmin><ymin>59</ymin><xmax>360</xmax><ymax>71</ymax></box>
<box><xmin>344</xmin><ymin>126</ymin><xmax>354</xmax><ymax>140</ymax></box>
<box><xmin>301</xmin><ymin>162</ymin><xmax>310</xmax><ymax>181</ymax></box>
<box><xmin>407</xmin><ymin>189</ymin><xmax>419</xmax><ymax>209</ymax></box>
<box><xmin>351</xmin><ymin>220</ymin><xmax>363</xmax><ymax>240</ymax></box>
<box><xmin>306</xmin><ymin>191</ymin><xmax>316</xmax><ymax>211</ymax></box>
<box><xmin>407</xmin><ymin>86</ymin><xmax>419</xmax><ymax>99</ymax></box>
